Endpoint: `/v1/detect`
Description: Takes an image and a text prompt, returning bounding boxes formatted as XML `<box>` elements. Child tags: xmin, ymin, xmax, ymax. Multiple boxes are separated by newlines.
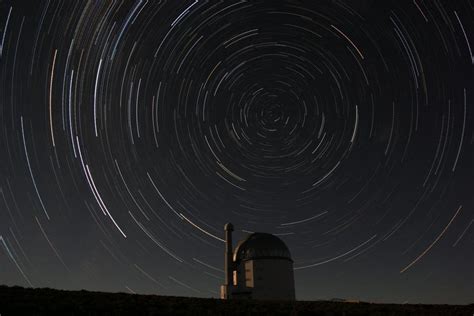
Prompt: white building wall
<box><xmin>247</xmin><ymin>259</ymin><xmax>295</xmax><ymax>300</ymax></box>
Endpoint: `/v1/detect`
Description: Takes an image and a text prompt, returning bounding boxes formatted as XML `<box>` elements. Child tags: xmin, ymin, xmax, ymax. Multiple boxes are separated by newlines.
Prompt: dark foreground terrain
<box><xmin>0</xmin><ymin>285</ymin><xmax>472</xmax><ymax>316</ymax></box>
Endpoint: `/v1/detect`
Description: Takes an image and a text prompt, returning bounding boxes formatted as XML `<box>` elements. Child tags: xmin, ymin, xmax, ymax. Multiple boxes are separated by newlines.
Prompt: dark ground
<box><xmin>0</xmin><ymin>285</ymin><xmax>472</xmax><ymax>316</ymax></box>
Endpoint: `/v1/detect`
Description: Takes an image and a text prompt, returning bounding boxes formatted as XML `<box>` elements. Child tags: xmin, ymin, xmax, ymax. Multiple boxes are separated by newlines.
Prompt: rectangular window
<box><xmin>245</xmin><ymin>261</ymin><xmax>254</xmax><ymax>288</ymax></box>
<box><xmin>233</xmin><ymin>270</ymin><xmax>237</xmax><ymax>286</ymax></box>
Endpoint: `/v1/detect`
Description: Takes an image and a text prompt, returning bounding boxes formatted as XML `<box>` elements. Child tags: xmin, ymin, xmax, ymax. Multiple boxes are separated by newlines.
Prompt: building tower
<box><xmin>220</xmin><ymin>223</ymin><xmax>295</xmax><ymax>300</ymax></box>
<box><xmin>222</xmin><ymin>222</ymin><xmax>234</xmax><ymax>299</ymax></box>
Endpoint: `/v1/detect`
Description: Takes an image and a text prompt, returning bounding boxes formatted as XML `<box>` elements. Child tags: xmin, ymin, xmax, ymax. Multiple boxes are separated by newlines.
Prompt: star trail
<box><xmin>0</xmin><ymin>0</ymin><xmax>473</xmax><ymax>304</ymax></box>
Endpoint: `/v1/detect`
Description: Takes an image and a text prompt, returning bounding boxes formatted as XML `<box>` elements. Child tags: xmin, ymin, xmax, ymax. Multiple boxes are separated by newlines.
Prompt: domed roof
<box><xmin>233</xmin><ymin>233</ymin><xmax>292</xmax><ymax>262</ymax></box>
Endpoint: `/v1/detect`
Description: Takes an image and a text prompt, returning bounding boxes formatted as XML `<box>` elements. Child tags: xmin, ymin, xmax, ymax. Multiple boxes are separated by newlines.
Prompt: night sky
<box><xmin>0</xmin><ymin>0</ymin><xmax>473</xmax><ymax>304</ymax></box>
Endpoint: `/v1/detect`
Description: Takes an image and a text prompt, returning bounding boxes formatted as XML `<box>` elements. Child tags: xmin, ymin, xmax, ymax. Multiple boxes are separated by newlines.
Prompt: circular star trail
<box><xmin>0</xmin><ymin>0</ymin><xmax>473</xmax><ymax>303</ymax></box>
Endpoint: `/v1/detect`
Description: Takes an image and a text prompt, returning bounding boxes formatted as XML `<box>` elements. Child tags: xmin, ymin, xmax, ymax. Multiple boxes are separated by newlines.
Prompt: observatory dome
<box><xmin>233</xmin><ymin>232</ymin><xmax>292</xmax><ymax>262</ymax></box>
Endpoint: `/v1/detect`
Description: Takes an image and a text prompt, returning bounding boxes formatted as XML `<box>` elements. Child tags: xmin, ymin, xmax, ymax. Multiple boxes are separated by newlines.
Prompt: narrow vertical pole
<box><xmin>224</xmin><ymin>223</ymin><xmax>234</xmax><ymax>298</ymax></box>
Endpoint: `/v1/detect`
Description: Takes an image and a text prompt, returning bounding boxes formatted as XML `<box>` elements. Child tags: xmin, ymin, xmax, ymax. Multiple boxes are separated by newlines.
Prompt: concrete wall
<box><xmin>248</xmin><ymin>259</ymin><xmax>295</xmax><ymax>300</ymax></box>
<box><xmin>228</xmin><ymin>258</ymin><xmax>295</xmax><ymax>300</ymax></box>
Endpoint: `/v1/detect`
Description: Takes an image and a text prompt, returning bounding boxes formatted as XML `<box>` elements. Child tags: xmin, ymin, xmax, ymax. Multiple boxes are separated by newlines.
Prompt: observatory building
<box><xmin>220</xmin><ymin>223</ymin><xmax>295</xmax><ymax>300</ymax></box>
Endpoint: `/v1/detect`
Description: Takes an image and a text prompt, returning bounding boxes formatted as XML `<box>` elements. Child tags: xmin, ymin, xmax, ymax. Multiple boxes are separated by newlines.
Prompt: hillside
<box><xmin>0</xmin><ymin>285</ymin><xmax>472</xmax><ymax>315</ymax></box>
